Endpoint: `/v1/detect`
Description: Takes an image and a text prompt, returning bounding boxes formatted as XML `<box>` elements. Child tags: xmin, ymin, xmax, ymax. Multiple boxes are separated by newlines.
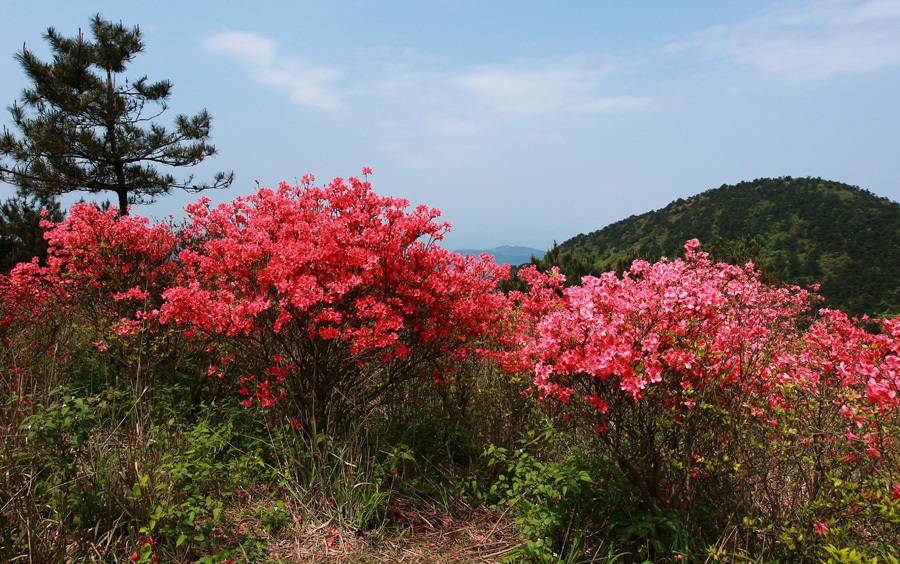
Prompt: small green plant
<box><xmin>257</xmin><ymin>499</ymin><xmax>291</xmax><ymax>534</ymax></box>
<box><xmin>132</xmin><ymin>417</ymin><xmax>235</xmax><ymax>559</ymax></box>
<box><xmin>481</xmin><ymin>428</ymin><xmax>595</xmax><ymax>562</ymax></box>
<box><xmin>19</xmin><ymin>388</ymin><xmax>129</xmax><ymax>530</ymax></box>
<box><xmin>824</xmin><ymin>545</ymin><xmax>900</xmax><ymax>564</ymax></box>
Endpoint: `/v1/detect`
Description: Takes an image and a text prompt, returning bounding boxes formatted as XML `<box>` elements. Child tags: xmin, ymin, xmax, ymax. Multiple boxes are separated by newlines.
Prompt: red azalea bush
<box><xmin>0</xmin><ymin>203</ymin><xmax>179</xmax><ymax>393</ymax></box>
<box><xmin>500</xmin><ymin>239</ymin><xmax>898</xmax><ymax>548</ymax></box>
<box><xmin>772</xmin><ymin>310</ymin><xmax>899</xmax><ymax>553</ymax></box>
<box><xmin>1</xmin><ymin>172</ymin><xmax>510</xmax><ymax>426</ymax></box>
<box><xmin>0</xmin><ymin>201</ymin><xmax>175</xmax><ymax>324</ymax></box>
<box><xmin>158</xmin><ymin>172</ymin><xmax>509</xmax><ymax>427</ymax></box>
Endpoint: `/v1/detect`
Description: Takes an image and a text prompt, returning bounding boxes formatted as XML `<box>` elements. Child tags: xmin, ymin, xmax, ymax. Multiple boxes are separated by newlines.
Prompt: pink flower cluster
<box><xmin>502</xmin><ymin>240</ymin><xmax>814</xmax><ymax>401</ymax></box>
<box><xmin>501</xmin><ymin>239</ymin><xmax>898</xmax><ymax>460</ymax></box>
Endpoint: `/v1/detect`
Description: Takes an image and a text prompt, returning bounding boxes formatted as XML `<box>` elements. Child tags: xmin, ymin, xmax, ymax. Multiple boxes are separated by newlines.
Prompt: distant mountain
<box><xmin>538</xmin><ymin>177</ymin><xmax>900</xmax><ymax>316</ymax></box>
<box><xmin>457</xmin><ymin>245</ymin><xmax>546</xmax><ymax>266</ymax></box>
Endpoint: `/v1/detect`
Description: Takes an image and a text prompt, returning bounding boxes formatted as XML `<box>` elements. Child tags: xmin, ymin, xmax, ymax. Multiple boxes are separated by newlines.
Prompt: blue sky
<box><xmin>2</xmin><ymin>0</ymin><xmax>899</xmax><ymax>249</ymax></box>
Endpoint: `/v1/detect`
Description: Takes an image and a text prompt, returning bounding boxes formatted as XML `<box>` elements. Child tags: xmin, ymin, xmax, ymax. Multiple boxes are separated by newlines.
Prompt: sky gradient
<box><xmin>2</xmin><ymin>0</ymin><xmax>899</xmax><ymax>249</ymax></box>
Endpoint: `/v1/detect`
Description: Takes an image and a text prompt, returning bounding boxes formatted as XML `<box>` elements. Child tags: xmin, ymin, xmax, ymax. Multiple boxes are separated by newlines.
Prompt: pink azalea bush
<box><xmin>500</xmin><ymin>239</ymin><xmax>898</xmax><ymax>550</ymax></box>
<box><xmin>499</xmin><ymin>241</ymin><xmax>813</xmax><ymax>501</ymax></box>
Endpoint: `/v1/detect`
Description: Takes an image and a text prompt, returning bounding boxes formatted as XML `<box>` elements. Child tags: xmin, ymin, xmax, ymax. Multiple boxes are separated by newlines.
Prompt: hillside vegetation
<box><xmin>540</xmin><ymin>177</ymin><xmax>900</xmax><ymax>315</ymax></box>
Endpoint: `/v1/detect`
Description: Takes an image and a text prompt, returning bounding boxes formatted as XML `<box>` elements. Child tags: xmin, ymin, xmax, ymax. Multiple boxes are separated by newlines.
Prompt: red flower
<box><xmin>157</xmin><ymin>174</ymin><xmax>508</xmax><ymax>413</ymax></box>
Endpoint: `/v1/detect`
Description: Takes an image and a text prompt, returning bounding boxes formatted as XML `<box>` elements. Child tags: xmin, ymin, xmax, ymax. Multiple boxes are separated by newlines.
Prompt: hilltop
<box><xmin>539</xmin><ymin>177</ymin><xmax>900</xmax><ymax>315</ymax></box>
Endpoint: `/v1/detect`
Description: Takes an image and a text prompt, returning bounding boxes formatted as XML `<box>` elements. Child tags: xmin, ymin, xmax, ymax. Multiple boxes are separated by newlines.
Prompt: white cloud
<box><xmin>204</xmin><ymin>31</ymin><xmax>342</xmax><ymax>110</ymax></box>
<box><xmin>204</xmin><ymin>31</ymin><xmax>275</xmax><ymax>65</ymax></box>
<box><xmin>203</xmin><ymin>34</ymin><xmax>649</xmax><ymax>136</ymax></box>
<box><xmin>451</xmin><ymin>61</ymin><xmax>650</xmax><ymax>116</ymax></box>
<box><xmin>673</xmin><ymin>0</ymin><xmax>900</xmax><ymax>83</ymax></box>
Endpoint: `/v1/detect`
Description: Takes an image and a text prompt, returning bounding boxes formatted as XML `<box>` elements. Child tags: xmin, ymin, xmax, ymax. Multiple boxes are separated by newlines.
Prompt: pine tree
<box><xmin>0</xmin><ymin>15</ymin><xmax>232</xmax><ymax>215</ymax></box>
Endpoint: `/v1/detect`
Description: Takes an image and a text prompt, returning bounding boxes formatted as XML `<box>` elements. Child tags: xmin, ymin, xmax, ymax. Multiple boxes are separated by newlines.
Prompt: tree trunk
<box><xmin>106</xmin><ymin>66</ymin><xmax>129</xmax><ymax>217</ymax></box>
<box><xmin>116</xmin><ymin>190</ymin><xmax>128</xmax><ymax>216</ymax></box>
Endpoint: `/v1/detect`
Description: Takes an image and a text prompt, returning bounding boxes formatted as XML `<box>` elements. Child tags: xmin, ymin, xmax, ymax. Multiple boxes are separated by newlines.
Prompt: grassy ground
<box><xmin>2</xmin><ymin>345</ymin><xmax>897</xmax><ymax>562</ymax></box>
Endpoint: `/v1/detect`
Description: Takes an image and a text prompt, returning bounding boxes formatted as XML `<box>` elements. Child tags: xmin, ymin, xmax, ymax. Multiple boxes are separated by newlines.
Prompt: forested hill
<box><xmin>539</xmin><ymin>177</ymin><xmax>900</xmax><ymax>316</ymax></box>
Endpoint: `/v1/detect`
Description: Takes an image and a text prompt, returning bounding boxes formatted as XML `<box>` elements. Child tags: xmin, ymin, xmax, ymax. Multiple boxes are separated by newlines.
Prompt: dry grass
<box><xmin>267</xmin><ymin>501</ymin><xmax>523</xmax><ymax>563</ymax></box>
